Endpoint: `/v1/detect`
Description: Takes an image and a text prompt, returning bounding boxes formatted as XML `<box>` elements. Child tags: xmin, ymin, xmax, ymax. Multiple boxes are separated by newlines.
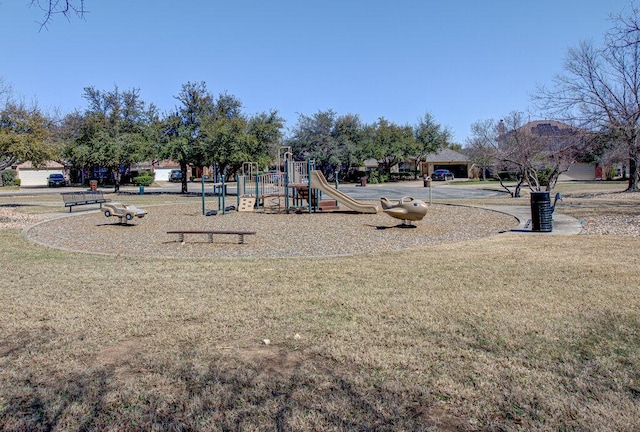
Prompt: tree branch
<box><xmin>30</xmin><ymin>0</ymin><xmax>86</xmax><ymax>30</ymax></box>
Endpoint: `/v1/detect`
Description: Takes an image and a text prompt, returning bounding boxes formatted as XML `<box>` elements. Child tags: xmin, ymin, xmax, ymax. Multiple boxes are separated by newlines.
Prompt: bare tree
<box><xmin>466</xmin><ymin>119</ymin><xmax>498</xmax><ymax>182</ymax></box>
<box><xmin>30</xmin><ymin>0</ymin><xmax>86</xmax><ymax>29</ymax></box>
<box><xmin>535</xmin><ymin>4</ymin><xmax>640</xmax><ymax>191</ymax></box>
<box><xmin>601</xmin><ymin>143</ymin><xmax>629</xmax><ymax>179</ymax></box>
<box><xmin>466</xmin><ymin>115</ymin><xmax>530</xmax><ymax>197</ymax></box>
<box><xmin>467</xmin><ymin>112</ymin><xmax>586</xmax><ymax>197</ymax></box>
<box><xmin>496</xmin><ymin>113</ymin><xmax>544</xmax><ymax>197</ymax></box>
<box><xmin>0</xmin><ymin>78</ymin><xmax>10</xmax><ymax>105</ymax></box>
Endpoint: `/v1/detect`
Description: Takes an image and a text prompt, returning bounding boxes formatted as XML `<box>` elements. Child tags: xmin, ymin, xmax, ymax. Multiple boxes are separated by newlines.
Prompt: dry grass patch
<box><xmin>1</xmin><ymin>224</ymin><xmax>639</xmax><ymax>430</ymax></box>
<box><xmin>0</xmin><ymin>192</ymin><xmax>202</xmax><ymax>215</ymax></box>
<box><xmin>556</xmin><ymin>188</ymin><xmax>640</xmax><ymax>237</ymax></box>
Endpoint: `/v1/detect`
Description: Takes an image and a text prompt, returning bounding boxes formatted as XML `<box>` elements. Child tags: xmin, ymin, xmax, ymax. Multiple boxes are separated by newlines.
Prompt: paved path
<box><xmin>480</xmin><ymin>205</ymin><xmax>583</xmax><ymax>235</ymax></box>
<box><xmin>325</xmin><ymin>182</ymin><xmax>505</xmax><ymax>200</ymax></box>
<box><xmin>0</xmin><ymin>180</ymin><xmax>502</xmax><ymax>199</ymax></box>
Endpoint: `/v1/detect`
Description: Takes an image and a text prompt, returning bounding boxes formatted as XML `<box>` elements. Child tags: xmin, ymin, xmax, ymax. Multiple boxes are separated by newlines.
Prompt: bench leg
<box><xmin>208</xmin><ymin>233</ymin><xmax>214</xmax><ymax>243</ymax></box>
<box><xmin>238</xmin><ymin>234</ymin><xmax>245</xmax><ymax>244</ymax></box>
<box><xmin>178</xmin><ymin>233</ymin><xmax>185</xmax><ymax>243</ymax></box>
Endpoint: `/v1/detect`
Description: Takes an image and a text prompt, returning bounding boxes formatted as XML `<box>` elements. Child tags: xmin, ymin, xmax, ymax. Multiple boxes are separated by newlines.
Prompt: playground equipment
<box><xmin>308</xmin><ymin>171</ymin><xmax>378</xmax><ymax>214</ymax></box>
<box><xmin>236</xmin><ymin>153</ymin><xmax>378</xmax><ymax>214</ymax></box>
<box><xmin>380</xmin><ymin>196</ymin><xmax>428</xmax><ymax>227</ymax></box>
<box><xmin>103</xmin><ymin>202</ymin><xmax>147</xmax><ymax>223</ymax></box>
<box><xmin>236</xmin><ymin>149</ymin><xmax>303</xmax><ymax>212</ymax></box>
<box><xmin>200</xmin><ymin>164</ymin><xmax>234</xmax><ymax>216</ymax></box>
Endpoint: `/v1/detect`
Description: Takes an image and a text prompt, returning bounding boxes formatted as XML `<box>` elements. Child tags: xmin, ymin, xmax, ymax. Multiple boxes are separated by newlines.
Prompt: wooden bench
<box><xmin>167</xmin><ymin>230</ymin><xmax>256</xmax><ymax>244</ymax></box>
<box><xmin>61</xmin><ymin>191</ymin><xmax>111</xmax><ymax>212</ymax></box>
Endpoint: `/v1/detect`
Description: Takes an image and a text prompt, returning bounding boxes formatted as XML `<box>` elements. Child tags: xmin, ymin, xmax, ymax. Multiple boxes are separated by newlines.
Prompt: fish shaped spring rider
<box><xmin>380</xmin><ymin>196</ymin><xmax>429</xmax><ymax>228</ymax></box>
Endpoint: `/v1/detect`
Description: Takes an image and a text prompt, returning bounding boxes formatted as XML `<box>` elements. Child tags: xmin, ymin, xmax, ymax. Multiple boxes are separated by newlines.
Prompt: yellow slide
<box><xmin>309</xmin><ymin>170</ymin><xmax>378</xmax><ymax>214</ymax></box>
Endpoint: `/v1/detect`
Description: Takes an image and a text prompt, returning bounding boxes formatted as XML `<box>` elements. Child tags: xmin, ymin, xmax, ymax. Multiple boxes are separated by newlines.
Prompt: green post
<box><xmin>255</xmin><ymin>174</ymin><xmax>260</xmax><ymax>210</ymax></box>
<box><xmin>221</xmin><ymin>175</ymin><xmax>226</xmax><ymax>214</ymax></box>
<box><xmin>201</xmin><ymin>175</ymin><xmax>205</xmax><ymax>215</ymax></box>
<box><xmin>308</xmin><ymin>159</ymin><xmax>312</xmax><ymax>214</ymax></box>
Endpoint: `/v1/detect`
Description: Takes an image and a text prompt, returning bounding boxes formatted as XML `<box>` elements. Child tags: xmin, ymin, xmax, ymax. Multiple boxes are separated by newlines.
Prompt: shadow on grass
<box><xmin>3</xmin><ymin>307</ymin><xmax>640</xmax><ymax>431</ymax></box>
<box><xmin>0</xmin><ymin>344</ymin><xmax>459</xmax><ymax>431</ymax></box>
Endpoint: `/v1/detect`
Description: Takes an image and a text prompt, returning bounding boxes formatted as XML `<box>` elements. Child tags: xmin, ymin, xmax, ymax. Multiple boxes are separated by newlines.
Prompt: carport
<box><xmin>421</xmin><ymin>148</ymin><xmax>471</xmax><ymax>179</ymax></box>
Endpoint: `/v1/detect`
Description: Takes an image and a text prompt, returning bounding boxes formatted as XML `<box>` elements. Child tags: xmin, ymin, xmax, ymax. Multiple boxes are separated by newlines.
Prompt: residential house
<box><xmin>420</xmin><ymin>148</ymin><xmax>471</xmax><ymax>179</ymax></box>
<box><xmin>15</xmin><ymin>161</ymin><xmax>67</xmax><ymax>186</ymax></box>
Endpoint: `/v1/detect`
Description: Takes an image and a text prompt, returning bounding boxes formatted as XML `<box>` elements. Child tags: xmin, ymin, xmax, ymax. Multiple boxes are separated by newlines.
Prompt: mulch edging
<box><xmin>23</xmin><ymin>204</ymin><xmax>518</xmax><ymax>259</ymax></box>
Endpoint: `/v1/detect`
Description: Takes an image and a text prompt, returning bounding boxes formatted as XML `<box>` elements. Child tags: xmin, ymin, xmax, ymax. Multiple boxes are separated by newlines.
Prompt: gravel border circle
<box><xmin>23</xmin><ymin>203</ymin><xmax>518</xmax><ymax>259</ymax></box>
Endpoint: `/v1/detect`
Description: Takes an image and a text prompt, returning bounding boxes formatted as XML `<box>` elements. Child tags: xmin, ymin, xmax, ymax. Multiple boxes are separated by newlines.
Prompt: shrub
<box><xmin>536</xmin><ymin>168</ymin><xmax>554</xmax><ymax>187</ymax></box>
<box><xmin>368</xmin><ymin>171</ymin><xmax>390</xmax><ymax>184</ymax></box>
<box><xmin>133</xmin><ymin>175</ymin><xmax>154</xmax><ymax>186</ymax></box>
<box><xmin>1</xmin><ymin>169</ymin><xmax>17</xmax><ymax>186</ymax></box>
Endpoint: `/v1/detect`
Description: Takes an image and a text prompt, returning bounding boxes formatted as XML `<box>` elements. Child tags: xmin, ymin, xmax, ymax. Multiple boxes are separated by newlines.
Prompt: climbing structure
<box><xmin>237</xmin><ymin>153</ymin><xmax>377</xmax><ymax>214</ymax></box>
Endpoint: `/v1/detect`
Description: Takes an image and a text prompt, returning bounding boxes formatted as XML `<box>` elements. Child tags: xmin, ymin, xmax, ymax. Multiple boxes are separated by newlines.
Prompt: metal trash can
<box><xmin>423</xmin><ymin>176</ymin><xmax>431</xmax><ymax>188</ymax></box>
<box><xmin>530</xmin><ymin>191</ymin><xmax>553</xmax><ymax>232</ymax></box>
<box><xmin>89</xmin><ymin>180</ymin><xmax>98</xmax><ymax>191</ymax></box>
<box><xmin>360</xmin><ymin>176</ymin><xmax>367</xmax><ymax>187</ymax></box>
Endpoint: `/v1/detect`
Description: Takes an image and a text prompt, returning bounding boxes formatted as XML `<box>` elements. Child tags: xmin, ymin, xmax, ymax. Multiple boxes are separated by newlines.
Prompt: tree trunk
<box><xmin>628</xmin><ymin>150</ymin><xmax>639</xmax><ymax>191</ymax></box>
<box><xmin>514</xmin><ymin>179</ymin><xmax>523</xmax><ymax>198</ymax></box>
<box><xmin>546</xmin><ymin>168</ymin><xmax>561</xmax><ymax>192</ymax></box>
<box><xmin>495</xmin><ymin>175</ymin><xmax>524</xmax><ymax>198</ymax></box>
<box><xmin>113</xmin><ymin>168</ymin><xmax>121</xmax><ymax>193</ymax></box>
<box><xmin>180</xmin><ymin>163</ymin><xmax>188</xmax><ymax>194</ymax></box>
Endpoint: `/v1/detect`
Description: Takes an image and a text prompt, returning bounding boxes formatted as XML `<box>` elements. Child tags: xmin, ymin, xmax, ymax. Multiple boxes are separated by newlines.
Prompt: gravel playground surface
<box><xmin>23</xmin><ymin>203</ymin><xmax>518</xmax><ymax>259</ymax></box>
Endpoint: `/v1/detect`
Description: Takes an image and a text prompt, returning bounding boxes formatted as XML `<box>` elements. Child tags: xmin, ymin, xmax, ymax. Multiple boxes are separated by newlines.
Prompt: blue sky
<box><xmin>0</xmin><ymin>1</ymin><xmax>632</xmax><ymax>143</ymax></box>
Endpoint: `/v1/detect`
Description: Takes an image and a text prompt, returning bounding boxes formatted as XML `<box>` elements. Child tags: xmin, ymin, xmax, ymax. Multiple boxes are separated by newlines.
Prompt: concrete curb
<box><xmin>478</xmin><ymin>205</ymin><xmax>584</xmax><ymax>235</ymax></box>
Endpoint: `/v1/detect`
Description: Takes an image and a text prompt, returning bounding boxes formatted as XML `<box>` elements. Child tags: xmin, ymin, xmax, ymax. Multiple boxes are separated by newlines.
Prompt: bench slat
<box><xmin>167</xmin><ymin>230</ymin><xmax>256</xmax><ymax>244</ymax></box>
<box><xmin>166</xmin><ymin>230</ymin><xmax>256</xmax><ymax>235</ymax></box>
<box><xmin>61</xmin><ymin>191</ymin><xmax>110</xmax><ymax>212</ymax></box>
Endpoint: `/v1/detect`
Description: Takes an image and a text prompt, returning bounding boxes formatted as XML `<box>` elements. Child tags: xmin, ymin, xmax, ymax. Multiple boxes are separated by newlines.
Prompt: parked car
<box><xmin>431</xmin><ymin>169</ymin><xmax>454</xmax><ymax>181</ymax></box>
<box><xmin>169</xmin><ymin>169</ymin><xmax>182</xmax><ymax>182</ymax></box>
<box><xmin>47</xmin><ymin>173</ymin><xmax>67</xmax><ymax>187</ymax></box>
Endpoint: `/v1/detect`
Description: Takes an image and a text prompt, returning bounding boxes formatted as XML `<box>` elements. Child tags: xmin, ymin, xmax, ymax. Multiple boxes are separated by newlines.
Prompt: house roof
<box><xmin>424</xmin><ymin>148</ymin><xmax>469</xmax><ymax>163</ymax></box>
<box><xmin>363</xmin><ymin>158</ymin><xmax>379</xmax><ymax>168</ymax></box>
<box><xmin>523</xmin><ymin>120</ymin><xmax>579</xmax><ymax>137</ymax></box>
<box><xmin>154</xmin><ymin>159</ymin><xmax>181</xmax><ymax>168</ymax></box>
<box><xmin>16</xmin><ymin>160</ymin><xmax>65</xmax><ymax>169</ymax></box>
